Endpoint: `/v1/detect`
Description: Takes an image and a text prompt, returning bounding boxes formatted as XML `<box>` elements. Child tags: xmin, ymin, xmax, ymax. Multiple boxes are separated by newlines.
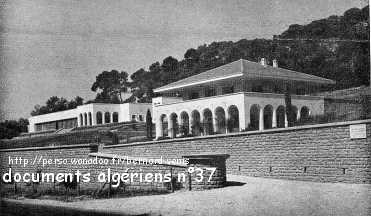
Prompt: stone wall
<box><xmin>0</xmin><ymin>119</ymin><xmax>370</xmax><ymax>190</ymax></box>
<box><xmin>103</xmin><ymin>119</ymin><xmax>371</xmax><ymax>184</ymax></box>
<box><xmin>0</xmin><ymin>144</ymin><xmax>187</xmax><ymax>195</ymax></box>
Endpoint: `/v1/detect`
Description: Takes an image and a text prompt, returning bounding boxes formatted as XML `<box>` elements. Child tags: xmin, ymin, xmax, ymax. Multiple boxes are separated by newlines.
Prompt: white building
<box><xmin>28</xmin><ymin>103</ymin><xmax>152</xmax><ymax>133</ymax></box>
<box><xmin>152</xmin><ymin>59</ymin><xmax>335</xmax><ymax>139</ymax></box>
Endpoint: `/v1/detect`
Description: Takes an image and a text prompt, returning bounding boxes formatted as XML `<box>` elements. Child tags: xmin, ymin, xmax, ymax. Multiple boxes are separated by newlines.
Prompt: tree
<box><xmin>161</xmin><ymin>56</ymin><xmax>179</xmax><ymax>84</ymax></box>
<box><xmin>284</xmin><ymin>86</ymin><xmax>296</xmax><ymax>127</ymax></box>
<box><xmin>91</xmin><ymin>70</ymin><xmax>129</xmax><ymax>103</ymax></box>
<box><xmin>31</xmin><ymin>96</ymin><xmax>84</xmax><ymax>116</ymax></box>
<box><xmin>146</xmin><ymin>109</ymin><xmax>153</xmax><ymax>138</ymax></box>
<box><xmin>0</xmin><ymin>118</ymin><xmax>29</xmax><ymax>139</ymax></box>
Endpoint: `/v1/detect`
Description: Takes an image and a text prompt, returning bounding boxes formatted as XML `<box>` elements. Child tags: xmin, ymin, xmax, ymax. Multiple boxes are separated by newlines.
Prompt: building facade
<box><xmin>152</xmin><ymin>59</ymin><xmax>335</xmax><ymax>139</ymax></box>
<box><xmin>28</xmin><ymin>103</ymin><xmax>152</xmax><ymax>133</ymax></box>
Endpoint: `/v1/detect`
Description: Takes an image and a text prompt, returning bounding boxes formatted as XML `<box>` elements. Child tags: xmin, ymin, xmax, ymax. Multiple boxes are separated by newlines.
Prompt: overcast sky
<box><xmin>0</xmin><ymin>0</ymin><xmax>368</xmax><ymax>121</ymax></box>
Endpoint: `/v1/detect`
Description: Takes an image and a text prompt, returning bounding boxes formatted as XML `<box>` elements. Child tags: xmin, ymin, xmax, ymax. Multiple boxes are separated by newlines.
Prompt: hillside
<box><xmin>128</xmin><ymin>6</ymin><xmax>370</xmax><ymax>103</ymax></box>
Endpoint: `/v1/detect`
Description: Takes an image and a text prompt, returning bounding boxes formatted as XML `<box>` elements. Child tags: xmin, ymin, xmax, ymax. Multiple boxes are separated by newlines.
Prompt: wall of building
<box><xmin>104</xmin><ymin>119</ymin><xmax>371</xmax><ymax>184</ymax></box>
<box><xmin>29</xmin><ymin>109</ymin><xmax>78</xmax><ymax>132</ymax></box>
<box><xmin>153</xmin><ymin>92</ymin><xmax>324</xmax><ymax>137</ymax></box>
<box><xmin>28</xmin><ymin>103</ymin><xmax>152</xmax><ymax>132</ymax></box>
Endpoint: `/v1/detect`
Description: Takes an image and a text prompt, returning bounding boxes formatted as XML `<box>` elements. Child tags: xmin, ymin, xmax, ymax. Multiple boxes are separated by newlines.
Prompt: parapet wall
<box><xmin>103</xmin><ymin>119</ymin><xmax>371</xmax><ymax>183</ymax></box>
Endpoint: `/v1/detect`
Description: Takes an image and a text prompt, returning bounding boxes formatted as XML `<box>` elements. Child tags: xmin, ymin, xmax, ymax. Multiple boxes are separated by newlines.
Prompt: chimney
<box><xmin>260</xmin><ymin>58</ymin><xmax>267</xmax><ymax>67</ymax></box>
<box><xmin>273</xmin><ymin>59</ymin><xmax>278</xmax><ymax>68</ymax></box>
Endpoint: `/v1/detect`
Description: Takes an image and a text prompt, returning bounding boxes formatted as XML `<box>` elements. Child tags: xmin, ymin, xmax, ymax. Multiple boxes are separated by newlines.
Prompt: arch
<box><xmin>215</xmin><ymin>107</ymin><xmax>226</xmax><ymax>134</ymax></box>
<box><xmin>300</xmin><ymin>106</ymin><xmax>310</xmax><ymax>121</ymax></box>
<box><xmin>180</xmin><ymin>111</ymin><xmax>190</xmax><ymax>136</ymax></box>
<box><xmin>104</xmin><ymin>112</ymin><xmax>110</xmax><ymax>124</ymax></box>
<box><xmin>263</xmin><ymin>105</ymin><xmax>273</xmax><ymax>129</ymax></box>
<box><xmin>276</xmin><ymin>105</ymin><xmax>285</xmax><ymax>128</ymax></box>
<box><xmin>249</xmin><ymin>104</ymin><xmax>260</xmax><ymax>130</ymax></box>
<box><xmin>84</xmin><ymin>113</ymin><xmax>88</xmax><ymax>126</ymax></box>
<box><xmin>88</xmin><ymin>112</ymin><xmax>92</xmax><ymax>125</ymax></box>
<box><xmin>227</xmin><ymin>105</ymin><xmax>239</xmax><ymax>132</ymax></box>
<box><xmin>112</xmin><ymin>112</ymin><xmax>119</xmax><ymax>123</ymax></box>
<box><xmin>79</xmin><ymin>113</ymin><xmax>83</xmax><ymax>126</ymax></box>
<box><xmin>160</xmin><ymin>114</ymin><xmax>168</xmax><ymax>137</ymax></box>
<box><xmin>96</xmin><ymin>112</ymin><xmax>102</xmax><ymax>125</ymax></box>
<box><xmin>203</xmin><ymin>108</ymin><xmax>213</xmax><ymax>135</ymax></box>
<box><xmin>191</xmin><ymin>110</ymin><xmax>201</xmax><ymax>136</ymax></box>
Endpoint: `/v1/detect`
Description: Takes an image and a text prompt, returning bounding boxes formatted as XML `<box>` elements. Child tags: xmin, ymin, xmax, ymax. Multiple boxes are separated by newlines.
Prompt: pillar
<box><xmin>168</xmin><ymin>116</ymin><xmax>174</xmax><ymax>138</ymax></box>
<box><xmin>272</xmin><ymin>108</ymin><xmax>277</xmax><ymax>128</ymax></box>
<box><xmin>259</xmin><ymin>107</ymin><xmax>264</xmax><ymax>131</ymax></box>
<box><xmin>213</xmin><ymin>114</ymin><xmax>218</xmax><ymax>134</ymax></box>
<box><xmin>155</xmin><ymin>117</ymin><xmax>163</xmax><ymax>139</ymax></box>
<box><xmin>284</xmin><ymin>113</ymin><xmax>288</xmax><ymax>128</ymax></box>
<box><xmin>92</xmin><ymin>113</ymin><xmax>96</xmax><ymax>125</ymax></box>
<box><xmin>189</xmin><ymin>114</ymin><xmax>193</xmax><ymax>135</ymax></box>
<box><xmin>225</xmin><ymin>109</ymin><xmax>230</xmax><ymax>133</ymax></box>
<box><xmin>296</xmin><ymin>109</ymin><xmax>301</xmax><ymax>121</ymax></box>
<box><xmin>78</xmin><ymin>114</ymin><xmax>81</xmax><ymax>127</ymax></box>
<box><xmin>82</xmin><ymin>114</ymin><xmax>86</xmax><ymax>126</ymax></box>
<box><xmin>200</xmin><ymin>113</ymin><xmax>204</xmax><ymax>136</ymax></box>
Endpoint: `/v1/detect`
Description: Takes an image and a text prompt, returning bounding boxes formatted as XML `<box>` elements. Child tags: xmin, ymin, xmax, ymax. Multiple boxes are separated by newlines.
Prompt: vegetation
<box><xmin>127</xmin><ymin>6</ymin><xmax>369</xmax><ymax>103</ymax></box>
<box><xmin>30</xmin><ymin>96</ymin><xmax>84</xmax><ymax>116</ymax></box>
<box><xmin>0</xmin><ymin>118</ymin><xmax>29</xmax><ymax>139</ymax></box>
<box><xmin>90</xmin><ymin>70</ymin><xmax>130</xmax><ymax>103</ymax></box>
<box><xmin>146</xmin><ymin>109</ymin><xmax>153</xmax><ymax>138</ymax></box>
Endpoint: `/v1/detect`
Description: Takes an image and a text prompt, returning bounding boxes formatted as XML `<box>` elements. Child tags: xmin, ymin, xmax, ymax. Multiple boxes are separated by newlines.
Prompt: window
<box><xmin>296</xmin><ymin>88</ymin><xmax>306</xmax><ymax>95</ymax></box>
<box><xmin>131</xmin><ymin>115</ymin><xmax>136</xmax><ymax>121</ymax></box>
<box><xmin>190</xmin><ymin>92</ymin><xmax>199</xmax><ymax>99</ymax></box>
<box><xmin>222</xmin><ymin>86</ymin><xmax>234</xmax><ymax>94</ymax></box>
<box><xmin>252</xmin><ymin>85</ymin><xmax>263</xmax><ymax>92</ymax></box>
<box><xmin>139</xmin><ymin>115</ymin><xmax>144</xmax><ymax>121</ymax></box>
<box><xmin>205</xmin><ymin>87</ymin><xmax>216</xmax><ymax>97</ymax></box>
<box><xmin>274</xmin><ymin>86</ymin><xmax>283</xmax><ymax>94</ymax></box>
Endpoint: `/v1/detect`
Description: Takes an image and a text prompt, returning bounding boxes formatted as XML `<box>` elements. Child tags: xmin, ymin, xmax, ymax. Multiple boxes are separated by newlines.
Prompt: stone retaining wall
<box><xmin>102</xmin><ymin>119</ymin><xmax>371</xmax><ymax>184</ymax></box>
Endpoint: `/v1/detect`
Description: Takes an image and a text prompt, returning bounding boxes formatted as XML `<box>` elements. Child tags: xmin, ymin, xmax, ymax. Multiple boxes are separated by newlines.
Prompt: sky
<box><xmin>0</xmin><ymin>0</ymin><xmax>368</xmax><ymax>121</ymax></box>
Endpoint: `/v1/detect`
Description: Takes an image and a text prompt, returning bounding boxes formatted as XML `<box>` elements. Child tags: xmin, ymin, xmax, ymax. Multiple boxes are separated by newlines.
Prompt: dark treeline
<box><xmin>126</xmin><ymin>6</ymin><xmax>369</xmax><ymax>103</ymax></box>
<box><xmin>0</xmin><ymin>118</ymin><xmax>29</xmax><ymax>139</ymax></box>
<box><xmin>31</xmin><ymin>96</ymin><xmax>84</xmax><ymax>116</ymax></box>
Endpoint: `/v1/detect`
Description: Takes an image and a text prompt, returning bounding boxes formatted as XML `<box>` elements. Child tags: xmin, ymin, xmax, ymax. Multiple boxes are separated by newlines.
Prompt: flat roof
<box><xmin>154</xmin><ymin>59</ymin><xmax>335</xmax><ymax>93</ymax></box>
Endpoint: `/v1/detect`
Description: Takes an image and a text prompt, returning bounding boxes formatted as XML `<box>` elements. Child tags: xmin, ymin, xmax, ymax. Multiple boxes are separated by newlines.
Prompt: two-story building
<box><xmin>152</xmin><ymin>59</ymin><xmax>335</xmax><ymax>139</ymax></box>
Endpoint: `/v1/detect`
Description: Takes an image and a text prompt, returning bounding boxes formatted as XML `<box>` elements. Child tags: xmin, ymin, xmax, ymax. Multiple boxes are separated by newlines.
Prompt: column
<box><xmin>168</xmin><ymin>116</ymin><xmax>174</xmax><ymax>138</ymax></box>
<box><xmin>284</xmin><ymin>113</ymin><xmax>288</xmax><ymax>128</ymax></box>
<box><xmin>178</xmin><ymin>114</ymin><xmax>183</xmax><ymax>135</ymax></box>
<box><xmin>77</xmin><ymin>114</ymin><xmax>81</xmax><ymax>127</ymax></box>
<box><xmin>189</xmin><ymin>114</ymin><xmax>193</xmax><ymax>135</ymax></box>
<box><xmin>272</xmin><ymin>108</ymin><xmax>277</xmax><ymax>128</ymax></box>
<box><xmin>296</xmin><ymin>109</ymin><xmax>301</xmax><ymax>121</ymax></box>
<box><xmin>82</xmin><ymin>114</ymin><xmax>86</xmax><ymax>126</ymax></box>
<box><xmin>200</xmin><ymin>113</ymin><xmax>204</xmax><ymax>136</ymax></box>
<box><xmin>259</xmin><ymin>107</ymin><xmax>264</xmax><ymax>131</ymax></box>
<box><xmin>155</xmin><ymin>117</ymin><xmax>163</xmax><ymax>139</ymax></box>
<box><xmin>102</xmin><ymin>113</ymin><xmax>106</xmax><ymax>124</ymax></box>
<box><xmin>110</xmin><ymin>113</ymin><xmax>113</xmax><ymax>123</ymax></box>
<box><xmin>92</xmin><ymin>113</ymin><xmax>96</xmax><ymax>125</ymax></box>
<box><xmin>213</xmin><ymin>114</ymin><xmax>218</xmax><ymax>134</ymax></box>
<box><xmin>225</xmin><ymin>109</ymin><xmax>230</xmax><ymax>133</ymax></box>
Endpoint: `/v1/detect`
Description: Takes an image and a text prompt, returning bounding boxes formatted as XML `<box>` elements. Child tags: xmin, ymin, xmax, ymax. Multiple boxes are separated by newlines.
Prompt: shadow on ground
<box><xmin>225</xmin><ymin>181</ymin><xmax>246</xmax><ymax>187</ymax></box>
